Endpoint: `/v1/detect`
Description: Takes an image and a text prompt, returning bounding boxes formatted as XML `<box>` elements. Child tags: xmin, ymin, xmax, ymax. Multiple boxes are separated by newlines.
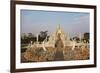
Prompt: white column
<box><xmin>36</xmin><ymin>33</ymin><xmax>39</xmax><ymax>48</ymax></box>
<box><xmin>37</xmin><ymin>33</ymin><xmax>38</xmax><ymax>43</ymax></box>
<box><xmin>30</xmin><ymin>41</ymin><xmax>33</xmax><ymax>48</ymax></box>
<box><xmin>79</xmin><ymin>33</ymin><xmax>82</xmax><ymax>42</ymax></box>
<box><xmin>42</xmin><ymin>41</ymin><xmax>46</xmax><ymax>51</ymax></box>
<box><xmin>72</xmin><ymin>40</ymin><xmax>75</xmax><ymax>50</ymax></box>
<box><xmin>87</xmin><ymin>42</ymin><xmax>89</xmax><ymax>48</ymax></box>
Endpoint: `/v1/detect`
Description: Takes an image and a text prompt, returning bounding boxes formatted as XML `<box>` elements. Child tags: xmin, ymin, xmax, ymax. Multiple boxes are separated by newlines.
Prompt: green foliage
<box><xmin>21</xmin><ymin>30</ymin><xmax>48</xmax><ymax>44</ymax></box>
<box><xmin>83</xmin><ymin>33</ymin><xmax>89</xmax><ymax>43</ymax></box>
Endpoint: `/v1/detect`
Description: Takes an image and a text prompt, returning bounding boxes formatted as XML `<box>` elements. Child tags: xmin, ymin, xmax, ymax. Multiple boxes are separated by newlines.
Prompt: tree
<box><xmin>40</xmin><ymin>31</ymin><xmax>48</xmax><ymax>38</ymax></box>
<box><xmin>73</xmin><ymin>36</ymin><xmax>80</xmax><ymax>43</ymax></box>
<box><xmin>21</xmin><ymin>33</ymin><xmax>28</xmax><ymax>44</ymax></box>
<box><xmin>83</xmin><ymin>33</ymin><xmax>89</xmax><ymax>43</ymax></box>
<box><xmin>28</xmin><ymin>33</ymin><xmax>33</xmax><ymax>38</ymax></box>
<box><xmin>27</xmin><ymin>33</ymin><xmax>37</xmax><ymax>43</ymax></box>
<box><xmin>21</xmin><ymin>33</ymin><xmax>27</xmax><ymax>40</ymax></box>
<box><xmin>39</xmin><ymin>30</ymin><xmax>48</xmax><ymax>42</ymax></box>
<box><xmin>21</xmin><ymin>33</ymin><xmax>37</xmax><ymax>44</ymax></box>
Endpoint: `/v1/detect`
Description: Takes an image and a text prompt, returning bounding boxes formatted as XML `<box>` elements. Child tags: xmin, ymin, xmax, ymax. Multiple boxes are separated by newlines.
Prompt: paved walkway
<box><xmin>54</xmin><ymin>50</ymin><xmax>64</xmax><ymax>61</ymax></box>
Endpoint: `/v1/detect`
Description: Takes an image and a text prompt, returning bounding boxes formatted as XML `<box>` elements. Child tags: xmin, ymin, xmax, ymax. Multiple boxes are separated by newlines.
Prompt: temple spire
<box><xmin>57</xmin><ymin>24</ymin><xmax>61</xmax><ymax>30</ymax></box>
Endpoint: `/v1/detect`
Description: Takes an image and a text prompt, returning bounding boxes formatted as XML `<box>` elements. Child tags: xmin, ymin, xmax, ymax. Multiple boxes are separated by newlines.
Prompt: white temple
<box><xmin>23</xmin><ymin>24</ymin><xmax>89</xmax><ymax>62</ymax></box>
<box><xmin>41</xmin><ymin>24</ymin><xmax>70</xmax><ymax>48</ymax></box>
<box><xmin>29</xmin><ymin>24</ymin><xmax>89</xmax><ymax>51</ymax></box>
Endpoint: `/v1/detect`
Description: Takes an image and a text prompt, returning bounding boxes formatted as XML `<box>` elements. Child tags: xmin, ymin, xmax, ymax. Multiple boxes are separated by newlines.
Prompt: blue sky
<box><xmin>21</xmin><ymin>10</ymin><xmax>90</xmax><ymax>37</ymax></box>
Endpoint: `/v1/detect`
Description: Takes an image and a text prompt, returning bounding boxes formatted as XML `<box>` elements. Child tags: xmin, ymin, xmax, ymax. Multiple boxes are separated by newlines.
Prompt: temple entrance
<box><xmin>55</xmin><ymin>34</ymin><xmax>64</xmax><ymax>50</ymax></box>
<box><xmin>54</xmin><ymin>33</ymin><xmax>64</xmax><ymax>61</ymax></box>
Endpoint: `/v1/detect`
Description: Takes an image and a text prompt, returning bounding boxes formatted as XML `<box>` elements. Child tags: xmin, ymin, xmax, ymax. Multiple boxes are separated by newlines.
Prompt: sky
<box><xmin>21</xmin><ymin>9</ymin><xmax>90</xmax><ymax>37</ymax></box>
